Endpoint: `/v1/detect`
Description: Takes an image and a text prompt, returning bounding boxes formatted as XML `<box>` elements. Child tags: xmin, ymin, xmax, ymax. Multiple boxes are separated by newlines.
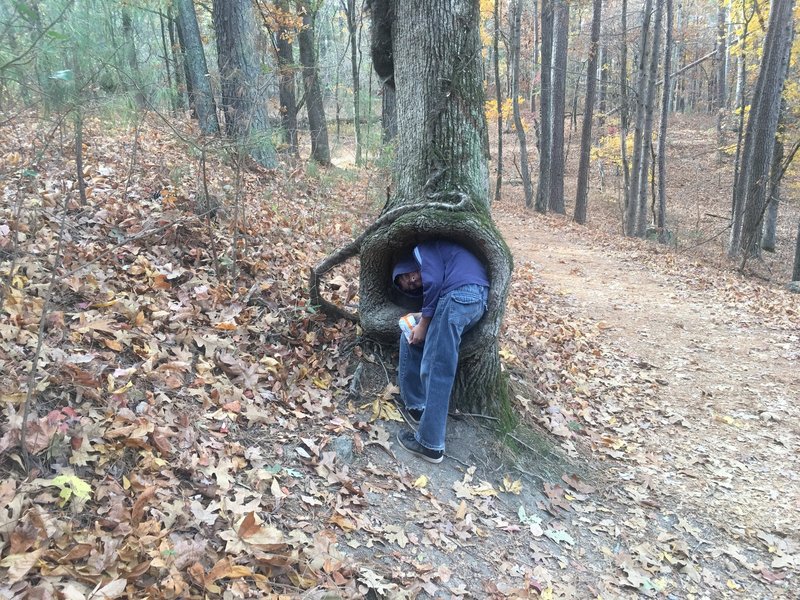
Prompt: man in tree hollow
<box><xmin>393</xmin><ymin>240</ymin><xmax>490</xmax><ymax>463</ymax></box>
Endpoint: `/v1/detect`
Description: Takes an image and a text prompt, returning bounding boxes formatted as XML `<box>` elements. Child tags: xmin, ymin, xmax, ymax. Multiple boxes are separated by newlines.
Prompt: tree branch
<box><xmin>309</xmin><ymin>193</ymin><xmax>470</xmax><ymax>320</ymax></box>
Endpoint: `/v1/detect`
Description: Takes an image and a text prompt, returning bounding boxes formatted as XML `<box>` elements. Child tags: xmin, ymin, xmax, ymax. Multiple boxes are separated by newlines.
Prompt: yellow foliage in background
<box><xmin>485</xmin><ymin>97</ymin><xmax>529</xmax><ymax>132</ymax></box>
<box><xmin>479</xmin><ymin>0</ymin><xmax>496</xmax><ymax>48</ymax></box>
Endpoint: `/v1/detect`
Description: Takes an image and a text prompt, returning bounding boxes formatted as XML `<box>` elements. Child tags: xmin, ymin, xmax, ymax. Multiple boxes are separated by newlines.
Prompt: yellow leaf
<box><xmin>413</xmin><ymin>475</ymin><xmax>429</xmax><ymax>489</ymax></box>
<box><xmin>726</xmin><ymin>579</ymin><xmax>741</xmax><ymax>590</ymax></box>
<box><xmin>498</xmin><ymin>348</ymin><xmax>517</xmax><ymax>362</ymax></box>
<box><xmin>110</xmin><ymin>380</ymin><xmax>133</xmax><ymax>395</ymax></box>
<box><xmin>260</xmin><ymin>356</ymin><xmax>280</xmax><ymax>373</ymax></box>
<box><xmin>50</xmin><ymin>474</ymin><xmax>92</xmax><ymax>507</ymax></box>
<box><xmin>472</xmin><ymin>481</ymin><xmax>499</xmax><ymax>497</ymax></box>
<box><xmin>312</xmin><ymin>377</ymin><xmax>329</xmax><ymax>389</ymax></box>
<box><xmin>501</xmin><ymin>475</ymin><xmax>522</xmax><ymax>494</ymax></box>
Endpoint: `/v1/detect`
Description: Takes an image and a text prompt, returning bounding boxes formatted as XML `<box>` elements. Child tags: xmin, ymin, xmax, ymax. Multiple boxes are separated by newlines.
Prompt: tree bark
<box><xmin>793</xmin><ymin>219</ymin><xmax>800</xmax><ymax>281</ymax></box>
<box><xmin>175</xmin><ymin>0</ymin><xmax>219</xmax><ymax>135</ymax></box>
<box><xmin>730</xmin><ymin>2</ymin><xmax>753</xmax><ymax>234</ymax></box>
<box><xmin>381</xmin><ymin>84</ymin><xmax>397</xmax><ymax>142</ymax></box>
<box><xmin>624</xmin><ymin>0</ymin><xmax>652</xmax><ymax>236</ymax></box>
<box><xmin>511</xmin><ymin>0</ymin><xmax>534</xmax><ymax>208</ymax></box>
<box><xmin>297</xmin><ymin>1</ymin><xmax>331</xmax><ymax>165</ymax></box>
<box><xmin>656</xmin><ymin>0</ymin><xmax>673</xmax><ymax>243</ymax></box>
<box><xmin>530</xmin><ymin>0</ymin><xmax>539</xmax><ymax>115</ymax></box>
<box><xmin>761</xmin><ymin>132</ymin><xmax>782</xmax><ymax>252</ymax></box>
<box><xmin>715</xmin><ymin>5</ymin><xmax>727</xmax><ymax>138</ymax></box>
<box><xmin>535</xmin><ymin>0</ymin><xmax>553</xmax><ymax>213</ymax></box>
<box><xmin>548</xmin><ymin>0</ymin><xmax>569</xmax><ymax>214</ymax></box>
<box><xmin>493</xmin><ymin>0</ymin><xmax>503</xmax><ymax>205</ymax></box>
<box><xmin>358</xmin><ymin>0</ymin><xmax>513</xmax><ymax>416</ymax></box>
<box><xmin>344</xmin><ymin>0</ymin><xmax>362</xmax><ymax>164</ymax></box>
<box><xmin>574</xmin><ymin>0</ymin><xmax>602</xmax><ymax>225</ymax></box>
<box><xmin>213</xmin><ymin>0</ymin><xmax>276</xmax><ymax>166</ymax></box>
<box><xmin>122</xmin><ymin>8</ymin><xmax>146</xmax><ymax>109</ymax></box>
<box><xmin>275</xmin><ymin>2</ymin><xmax>299</xmax><ymax>156</ymax></box>
<box><xmin>159</xmin><ymin>11</ymin><xmax>176</xmax><ymax>114</ymax></box>
<box><xmin>634</xmin><ymin>0</ymin><xmax>663</xmax><ymax>237</ymax></box>
<box><xmin>731</xmin><ymin>0</ymin><xmax>795</xmax><ymax>257</ymax></box>
<box><xmin>618</xmin><ymin>0</ymin><xmax>631</xmax><ymax>209</ymax></box>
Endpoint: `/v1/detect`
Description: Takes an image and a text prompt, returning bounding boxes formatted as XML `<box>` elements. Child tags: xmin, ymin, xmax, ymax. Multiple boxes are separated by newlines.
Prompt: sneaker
<box><xmin>393</xmin><ymin>398</ymin><xmax>423</xmax><ymax>429</ymax></box>
<box><xmin>396</xmin><ymin>431</ymin><xmax>443</xmax><ymax>464</ymax></box>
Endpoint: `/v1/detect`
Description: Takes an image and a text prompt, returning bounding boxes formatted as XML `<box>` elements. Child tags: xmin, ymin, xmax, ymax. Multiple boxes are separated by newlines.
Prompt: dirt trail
<box><xmin>494</xmin><ymin>208</ymin><xmax>800</xmax><ymax>593</ymax></box>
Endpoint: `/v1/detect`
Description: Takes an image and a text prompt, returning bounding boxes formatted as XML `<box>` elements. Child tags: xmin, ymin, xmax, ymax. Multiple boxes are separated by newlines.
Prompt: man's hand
<box><xmin>410</xmin><ymin>316</ymin><xmax>430</xmax><ymax>345</ymax></box>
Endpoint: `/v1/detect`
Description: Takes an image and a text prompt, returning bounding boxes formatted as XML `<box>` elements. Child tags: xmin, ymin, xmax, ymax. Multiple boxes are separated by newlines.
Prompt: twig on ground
<box><xmin>457</xmin><ymin>412</ymin><xmax>500</xmax><ymax>421</ymax></box>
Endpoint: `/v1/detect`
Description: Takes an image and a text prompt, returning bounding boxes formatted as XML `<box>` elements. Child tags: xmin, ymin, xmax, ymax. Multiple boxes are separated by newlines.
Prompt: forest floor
<box><xmin>1</xmin><ymin>112</ymin><xmax>799</xmax><ymax>599</ymax></box>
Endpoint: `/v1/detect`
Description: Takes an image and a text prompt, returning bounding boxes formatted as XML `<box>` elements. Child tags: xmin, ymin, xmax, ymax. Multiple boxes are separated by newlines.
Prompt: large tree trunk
<box><xmin>511</xmin><ymin>0</ymin><xmax>534</xmax><ymax>208</ymax></box>
<box><xmin>275</xmin><ymin>2</ymin><xmax>299</xmax><ymax>156</ymax></box>
<box><xmin>213</xmin><ymin>0</ymin><xmax>277</xmax><ymax>167</ymax></box>
<box><xmin>359</xmin><ymin>0</ymin><xmax>513</xmax><ymax>416</ymax></box>
<box><xmin>548</xmin><ymin>0</ymin><xmax>569</xmax><ymax>214</ymax></box>
<box><xmin>297</xmin><ymin>1</ymin><xmax>331</xmax><ymax>165</ymax></box>
<box><xmin>574</xmin><ymin>0</ymin><xmax>602</xmax><ymax>225</ymax></box>
<box><xmin>175</xmin><ymin>0</ymin><xmax>219</xmax><ymax>135</ymax></box>
<box><xmin>535</xmin><ymin>0</ymin><xmax>554</xmax><ymax>213</ymax></box>
<box><xmin>731</xmin><ymin>0</ymin><xmax>794</xmax><ymax>257</ymax></box>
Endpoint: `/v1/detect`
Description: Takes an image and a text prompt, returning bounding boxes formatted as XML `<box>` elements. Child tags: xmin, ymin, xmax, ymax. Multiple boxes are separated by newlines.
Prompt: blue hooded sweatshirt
<box><xmin>392</xmin><ymin>240</ymin><xmax>489</xmax><ymax>318</ymax></box>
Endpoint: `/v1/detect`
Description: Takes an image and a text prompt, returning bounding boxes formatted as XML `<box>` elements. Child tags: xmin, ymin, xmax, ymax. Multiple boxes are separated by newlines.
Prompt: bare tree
<box><xmin>655</xmin><ymin>0</ymin><xmax>673</xmax><ymax>243</ymax></box>
<box><xmin>574</xmin><ymin>0</ymin><xmax>602</xmax><ymax>225</ymax></box>
<box><xmin>730</xmin><ymin>0</ymin><xmax>795</xmax><ymax>257</ymax></box>
<box><xmin>535</xmin><ymin>0</ymin><xmax>553</xmax><ymax>213</ymax></box>
<box><xmin>175</xmin><ymin>0</ymin><xmax>219</xmax><ymax>135</ymax></box>
<box><xmin>548</xmin><ymin>0</ymin><xmax>569</xmax><ymax>214</ymax></box>
<box><xmin>618</xmin><ymin>0</ymin><xmax>631</xmax><ymax>206</ymax></box>
<box><xmin>493</xmin><ymin>0</ymin><xmax>503</xmax><ymax>204</ymax></box>
<box><xmin>624</xmin><ymin>0</ymin><xmax>653</xmax><ymax>236</ymax></box>
<box><xmin>715</xmin><ymin>4</ymin><xmax>727</xmax><ymax>139</ymax></box>
<box><xmin>343</xmin><ymin>0</ymin><xmax>362</xmax><ymax>164</ymax></box>
<box><xmin>634</xmin><ymin>0</ymin><xmax>663</xmax><ymax>237</ymax></box>
<box><xmin>511</xmin><ymin>0</ymin><xmax>534</xmax><ymax>208</ymax></box>
<box><xmin>297</xmin><ymin>1</ymin><xmax>331</xmax><ymax>165</ymax></box>
<box><xmin>275</xmin><ymin>1</ymin><xmax>299</xmax><ymax>155</ymax></box>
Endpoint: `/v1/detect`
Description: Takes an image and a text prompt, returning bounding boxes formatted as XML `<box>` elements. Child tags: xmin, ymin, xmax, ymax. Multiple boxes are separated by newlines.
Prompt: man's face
<box><xmin>397</xmin><ymin>270</ymin><xmax>422</xmax><ymax>292</ymax></box>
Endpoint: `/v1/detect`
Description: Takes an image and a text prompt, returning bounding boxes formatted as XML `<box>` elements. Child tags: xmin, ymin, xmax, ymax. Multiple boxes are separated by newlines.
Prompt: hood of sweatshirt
<box><xmin>392</xmin><ymin>254</ymin><xmax>422</xmax><ymax>297</ymax></box>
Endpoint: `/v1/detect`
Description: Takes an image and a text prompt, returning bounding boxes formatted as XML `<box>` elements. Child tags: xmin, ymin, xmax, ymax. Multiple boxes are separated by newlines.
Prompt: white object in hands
<box><xmin>399</xmin><ymin>313</ymin><xmax>417</xmax><ymax>342</ymax></box>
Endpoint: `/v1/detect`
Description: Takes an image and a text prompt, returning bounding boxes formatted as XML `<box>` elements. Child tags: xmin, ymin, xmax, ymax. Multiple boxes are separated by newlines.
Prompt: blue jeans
<box><xmin>398</xmin><ymin>284</ymin><xmax>489</xmax><ymax>451</ymax></box>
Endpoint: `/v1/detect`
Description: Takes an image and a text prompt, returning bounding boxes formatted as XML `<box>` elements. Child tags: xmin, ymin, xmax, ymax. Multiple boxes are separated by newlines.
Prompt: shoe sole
<box><xmin>393</xmin><ymin>398</ymin><xmax>420</xmax><ymax>430</ymax></box>
<box><xmin>396</xmin><ymin>432</ymin><xmax>443</xmax><ymax>464</ymax></box>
